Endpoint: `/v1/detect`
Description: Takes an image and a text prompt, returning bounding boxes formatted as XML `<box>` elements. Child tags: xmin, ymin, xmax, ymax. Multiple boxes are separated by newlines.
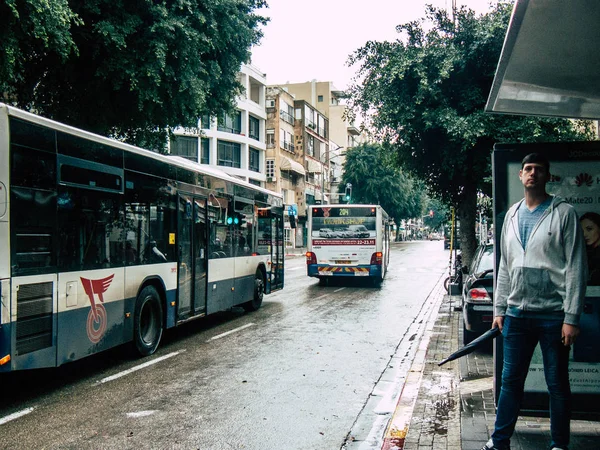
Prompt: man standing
<box><xmin>482</xmin><ymin>153</ymin><xmax>587</xmax><ymax>450</ymax></box>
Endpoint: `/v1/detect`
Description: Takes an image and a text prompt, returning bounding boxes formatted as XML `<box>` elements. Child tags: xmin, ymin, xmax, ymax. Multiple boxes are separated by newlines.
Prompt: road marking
<box><xmin>333</xmin><ymin>288</ymin><xmax>346</xmax><ymax>293</ymax></box>
<box><xmin>207</xmin><ymin>323</ymin><xmax>255</xmax><ymax>342</ymax></box>
<box><xmin>97</xmin><ymin>351</ymin><xmax>183</xmax><ymax>384</ymax></box>
<box><xmin>314</xmin><ymin>294</ymin><xmax>329</xmax><ymax>300</ymax></box>
<box><xmin>126</xmin><ymin>410</ymin><xmax>157</xmax><ymax>418</ymax></box>
<box><xmin>287</xmin><ymin>267</ymin><xmax>302</xmax><ymax>271</ymax></box>
<box><xmin>0</xmin><ymin>407</ymin><xmax>35</xmax><ymax>426</ymax></box>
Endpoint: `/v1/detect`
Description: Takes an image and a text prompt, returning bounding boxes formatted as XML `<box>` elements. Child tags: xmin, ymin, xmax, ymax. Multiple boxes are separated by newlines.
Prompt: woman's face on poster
<box><xmin>581</xmin><ymin>218</ymin><xmax>600</xmax><ymax>248</ymax></box>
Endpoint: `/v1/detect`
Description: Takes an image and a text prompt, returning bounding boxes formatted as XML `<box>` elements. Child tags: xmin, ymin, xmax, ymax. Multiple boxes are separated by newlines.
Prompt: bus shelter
<box><xmin>486</xmin><ymin>0</ymin><xmax>600</xmax><ymax>415</ymax></box>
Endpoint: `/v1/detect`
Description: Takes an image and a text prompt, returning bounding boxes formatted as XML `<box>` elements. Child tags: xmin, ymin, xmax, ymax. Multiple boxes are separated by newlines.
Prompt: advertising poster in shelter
<box><xmin>494</xmin><ymin>142</ymin><xmax>600</xmax><ymax>413</ymax></box>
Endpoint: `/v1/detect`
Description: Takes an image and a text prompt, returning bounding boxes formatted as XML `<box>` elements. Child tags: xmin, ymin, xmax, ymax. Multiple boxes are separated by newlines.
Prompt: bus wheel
<box><xmin>318</xmin><ymin>277</ymin><xmax>328</xmax><ymax>286</ymax></box>
<box><xmin>133</xmin><ymin>285</ymin><xmax>163</xmax><ymax>356</ymax></box>
<box><xmin>243</xmin><ymin>270</ymin><xmax>264</xmax><ymax>312</ymax></box>
<box><xmin>372</xmin><ymin>277</ymin><xmax>382</xmax><ymax>288</ymax></box>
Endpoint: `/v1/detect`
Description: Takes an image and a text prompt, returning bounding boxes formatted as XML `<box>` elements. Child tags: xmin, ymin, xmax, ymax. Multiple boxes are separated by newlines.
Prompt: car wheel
<box><xmin>243</xmin><ymin>270</ymin><xmax>264</xmax><ymax>312</ymax></box>
<box><xmin>133</xmin><ymin>285</ymin><xmax>163</xmax><ymax>356</ymax></box>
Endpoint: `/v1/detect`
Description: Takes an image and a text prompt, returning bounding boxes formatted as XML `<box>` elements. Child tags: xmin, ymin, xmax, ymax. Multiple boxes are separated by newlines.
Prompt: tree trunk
<box><xmin>457</xmin><ymin>184</ymin><xmax>478</xmax><ymax>268</ymax></box>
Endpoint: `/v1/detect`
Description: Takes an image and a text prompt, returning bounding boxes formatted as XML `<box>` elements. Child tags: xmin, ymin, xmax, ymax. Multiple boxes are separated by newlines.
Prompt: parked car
<box><xmin>319</xmin><ymin>228</ymin><xmax>335</xmax><ymax>238</ymax></box>
<box><xmin>347</xmin><ymin>224</ymin><xmax>370</xmax><ymax>238</ymax></box>
<box><xmin>462</xmin><ymin>243</ymin><xmax>494</xmax><ymax>344</ymax></box>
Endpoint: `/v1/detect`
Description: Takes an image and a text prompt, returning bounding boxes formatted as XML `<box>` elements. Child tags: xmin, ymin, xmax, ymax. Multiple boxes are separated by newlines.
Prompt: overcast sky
<box><xmin>251</xmin><ymin>0</ymin><xmax>502</xmax><ymax>90</ymax></box>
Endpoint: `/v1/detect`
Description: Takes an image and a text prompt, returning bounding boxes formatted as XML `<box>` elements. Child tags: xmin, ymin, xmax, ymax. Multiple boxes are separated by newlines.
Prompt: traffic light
<box><xmin>344</xmin><ymin>183</ymin><xmax>352</xmax><ymax>202</ymax></box>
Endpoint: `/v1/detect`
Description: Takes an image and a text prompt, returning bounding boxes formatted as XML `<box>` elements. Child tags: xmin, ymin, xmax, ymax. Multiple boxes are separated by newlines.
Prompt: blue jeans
<box><xmin>492</xmin><ymin>315</ymin><xmax>571</xmax><ymax>450</ymax></box>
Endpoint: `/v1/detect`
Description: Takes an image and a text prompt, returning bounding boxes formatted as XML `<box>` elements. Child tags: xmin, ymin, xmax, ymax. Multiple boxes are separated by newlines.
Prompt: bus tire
<box><xmin>318</xmin><ymin>277</ymin><xmax>328</xmax><ymax>286</ymax></box>
<box><xmin>243</xmin><ymin>270</ymin><xmax>264</xmax><ymax>312</ymax></box>
<box><xmin>133</xmin><ymin>285</ymin><xmax>163</xmax><ymax>356</ymax></box>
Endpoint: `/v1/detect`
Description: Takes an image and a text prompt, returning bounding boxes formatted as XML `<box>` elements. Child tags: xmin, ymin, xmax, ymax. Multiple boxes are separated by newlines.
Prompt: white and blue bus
<box><xmin>0</xmin><ymin>104</ymin><xmax>284</xmax><ymax>372</ymax></box>
<box><xmin>306</xmin><ymin>204</ymin><xmax>391</xmax><ymax>286</ymax></box>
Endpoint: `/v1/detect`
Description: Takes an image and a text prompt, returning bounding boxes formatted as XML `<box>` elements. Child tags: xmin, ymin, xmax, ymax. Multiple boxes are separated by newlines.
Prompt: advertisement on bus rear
<box><xmin>310</xmin><ymin>206</ymin><xmax>377</xmax><ymax>265</ymax></box>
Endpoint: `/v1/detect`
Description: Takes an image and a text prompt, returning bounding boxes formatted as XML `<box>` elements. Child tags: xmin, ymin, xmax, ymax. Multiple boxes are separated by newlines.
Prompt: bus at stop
<box><xmin>0</xmin><ymin>103</ymin><xmax>284</xmax><ymax>372</ymax></box>
<box><xmin>306</xmin><ymin>204</ymin><xmax>391</xmax><ymax>286</ymax></box>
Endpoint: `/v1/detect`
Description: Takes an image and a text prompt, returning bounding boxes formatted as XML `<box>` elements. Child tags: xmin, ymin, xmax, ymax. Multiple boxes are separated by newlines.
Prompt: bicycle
<box><xmin>444</xmin><ymin>251</ymin><xmax>463</xmax><ymax>293</ymax></box>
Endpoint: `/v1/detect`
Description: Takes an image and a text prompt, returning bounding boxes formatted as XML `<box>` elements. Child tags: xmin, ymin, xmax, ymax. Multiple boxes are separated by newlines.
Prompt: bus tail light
<box><xmin>370</xmin><ymin>252</ymin><xmax>383</xmax><ymax>265</ymax></box>
<box><xmin>306</xmin><ymin>252</ymin><xmax>317</xmax><ymax>265</ymax></box>
<box><xmin>0</xmin><ymin>354</ymin><xmax>10</xmax><ymax>366</ymax></box>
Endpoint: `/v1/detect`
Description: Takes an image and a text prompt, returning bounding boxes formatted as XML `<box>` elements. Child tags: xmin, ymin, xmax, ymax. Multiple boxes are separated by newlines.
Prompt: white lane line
<box><xmin>97</xmin><ymin>351</ymin><xmax>183</xmax><ymax>384</ymax></box>
<box><xmin>333</xmin><ymin>288</ymin><xmax>346</xmax><ymax>293</ymax></box>
<box><xmin>207</xmin><ymin>323</ymin><xmax>255</xmax><ymax>342</ymax></box>
<box><xmin>0</xmin><ymin>407</ymin><xmax>35</xmax><ymax>426</ymax></box>
<box><xmin>126</xmin><ymin>410</ymin><xmax>157</xmax><ymax>418</ymax></box>
<box><xmin>287</xmin><ymin>267</ymin><xmax>302</xmax><ymax>271</ymax></box>
<box><xmin>314</xmin><ymin>294</ymin><xmax>329</xmax><ymax>300</ymax></box>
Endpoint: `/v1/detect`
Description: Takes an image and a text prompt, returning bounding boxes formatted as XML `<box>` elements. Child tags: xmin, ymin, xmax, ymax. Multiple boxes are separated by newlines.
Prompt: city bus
<box><xmin>0</xmin><ymin>103</ymin><xmax>284</xmax><ymax>372</ymax></box>
<box><xmin>306</xmin><ymin>204</ymin><xmax>391</xmax><ymax>286</ymax></box>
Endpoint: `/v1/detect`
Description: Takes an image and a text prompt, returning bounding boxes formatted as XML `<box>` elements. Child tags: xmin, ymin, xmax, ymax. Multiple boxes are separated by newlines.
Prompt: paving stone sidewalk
<box><xmin>401</xmin><ymin>294</ymin><xmax>600</xmax><ymax>450</ymax></box>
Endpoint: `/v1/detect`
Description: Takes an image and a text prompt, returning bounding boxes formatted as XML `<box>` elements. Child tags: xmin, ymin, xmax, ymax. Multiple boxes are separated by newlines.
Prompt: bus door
<box><xmin>177</xmin><ymin>194</ymin><xmax>207</xmax><ymax>319</ymax></box>
<box><xmin>257</xmin><ymin>207</ymin><xmax>284</xmax><ymax>292</ymax></box>
<box><xmin>271</xmin><ymin>207</ymin><xmax>284</xmax><ymax>291</ymax></box>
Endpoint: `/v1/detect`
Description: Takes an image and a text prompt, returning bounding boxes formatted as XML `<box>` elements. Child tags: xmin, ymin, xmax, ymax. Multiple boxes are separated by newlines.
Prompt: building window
<box><xmin>306</xmin><ymin>193</ymin><xmax>316</xmax><ymax>205</ymax></box>
<box><xmin>249</xmin><ymin>179</ymin><xmax>261</xmax><ymax>187</ymax></box>
<box><xmin>266</xmin><ymin>159</ymin><xmax>275</xmax><ymax>178</ymax></box>
<box><xmin>170</xmin><ymin>136</ymin><xmax>198</xmax><ymax>161</ymax></box>
<box><xmin>279</xmin><ymin>101</ymin><xmax>295</xmax><ymax>125</ymax></box>
<box><xmin>200</xmin><ymin>138</ymin><xmax>210</xmax><ymax>164</ymax></box>
<box><xmin>217</xmin><ymin>140</ymin><xmax>241</xmax><ymax>168</ymax></box>
<box><xmin>266</xmin><ymin>129</ymin><xmax>275</xmax><ymax>148</ymax></box>
<box><xmin>249</xmin><ymin>116</ymin><xmax>260</xmax><ymax>141</ymax></box>
<box><xmin>200</xmin><ymin>113</ymin><xmax>211</xmax><ymax>129</ymax></box>
<box><xmin>317</xmin><ymin>95</ymin><xmax>324</xmax><ymax>102</ymax></box>
<box><xmin>306</xmin><ymin>135</ymin><xmax>314</xmax><ymax>157</ymax></box>
<box><xmin>249</xmin><ymin>148</ymin><xmax>260</xmax><ymax>173</ymax></box>
<box><xmin>280</xmin><ymin>129</ymin><xmax>294</xmax><ymax>152</ymax></box>
<box><xmin>217</xmin><ymin>111</ymin><xmax>242</xmax><ymax>134</ymax></box>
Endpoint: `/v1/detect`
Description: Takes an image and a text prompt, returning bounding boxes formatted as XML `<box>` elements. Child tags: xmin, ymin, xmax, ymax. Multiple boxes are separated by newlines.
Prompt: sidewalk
<box><xmin>385</xmin><ymin>292</ymin><xmax>600</xmax><ymax>450</ymax></box>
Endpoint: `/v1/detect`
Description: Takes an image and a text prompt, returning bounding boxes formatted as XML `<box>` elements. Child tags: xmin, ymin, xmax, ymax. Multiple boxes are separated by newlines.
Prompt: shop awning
<box><xmin>485</xmin><ymin>0</ymin><xmax>600</xmax><ymax>119</ymax></box>
<box><xmin>280</xmin><ymin>156</ymin><xmax>306</xmax><ymax>176</ymax></box>
<box><xmin>306</xmin><ymin>158</ymin><xmax>322</xmax><ymax>173</ymax></box>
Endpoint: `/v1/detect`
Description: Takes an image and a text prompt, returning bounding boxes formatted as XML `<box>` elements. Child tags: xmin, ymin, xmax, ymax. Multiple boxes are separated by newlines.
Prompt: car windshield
<box><xmin>475</xmin><ymin>246</ymin><xmax>494</xmax><ymax>273</ymax></box>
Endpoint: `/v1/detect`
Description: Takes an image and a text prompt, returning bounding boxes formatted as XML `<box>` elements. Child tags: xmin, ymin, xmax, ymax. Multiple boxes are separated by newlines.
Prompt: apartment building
<box><xmin>279</xmin><ymin>80</ymin><xmax>364</xmax><ymax>151</ymax></box>
<box><xmin>169</xmin><ymin>64</ymin><xmax>267</xmax><ymax>186</ymax></box>
<box><xmin>265</xmin><ymin>86</ymin><xmax>305</xmax><ymax>247</ymax></box>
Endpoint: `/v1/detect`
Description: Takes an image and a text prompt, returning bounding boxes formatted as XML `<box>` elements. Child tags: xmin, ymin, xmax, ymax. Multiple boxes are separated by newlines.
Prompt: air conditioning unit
<box><xmin>267</xmin><ymin>176</ymin><xmax>276</xmax><ymax>182</ymax></box>
<box><xmin>266</xmin><ymin>99</ymin><xmax>275</xmax><ymax>108</ymax></box>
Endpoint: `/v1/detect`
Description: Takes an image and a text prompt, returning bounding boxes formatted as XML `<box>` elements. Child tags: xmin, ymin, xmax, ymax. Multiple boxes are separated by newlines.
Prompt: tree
<box><xmin>347</xmin><ymin>3</ymin><xmax>595</xmax><ymax>264</ymax></box>
<box><xmin>0</xmin><ymin>0</ymin><xmax>267</xmax><ymax>149</ymax></box>
<box><xmin>340</xmin><ymin>143</ymin><xmax>427</xmax><ymax>239</ymax></box>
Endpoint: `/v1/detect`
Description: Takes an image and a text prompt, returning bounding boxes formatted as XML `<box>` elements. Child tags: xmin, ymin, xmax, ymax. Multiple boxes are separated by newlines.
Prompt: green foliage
<box><xmin>347</xmin><ymin>3</ymin><xmax>595</xmax><ymax>262</ymax></box>
<box><xmin>340</xmin><ymin>143</ymin><xmax>427</xmax><ymax>223</ymax></box>
<box><xmin>0</xmin><ymin>0</ymin><xmax>267</xmax><ymax>150</ymax></box>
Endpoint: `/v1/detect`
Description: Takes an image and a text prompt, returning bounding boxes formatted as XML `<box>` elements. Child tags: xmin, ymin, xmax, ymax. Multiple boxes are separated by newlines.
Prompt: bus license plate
<box><xmin>318</xmin><ymin>271</ymin><xmax>333</xmax><ymax>276</ymax></box>
<box><xmin>355</xmin><ymin>272</ymin><xmax>369</xmax><ymax>276</ymax></box>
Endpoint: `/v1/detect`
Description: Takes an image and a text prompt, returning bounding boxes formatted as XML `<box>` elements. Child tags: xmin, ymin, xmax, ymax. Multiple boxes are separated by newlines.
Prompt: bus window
<box><xmin>57</xmin><ymin>187</ymin><xmax>124</xmax><ymax>270</ymax></box>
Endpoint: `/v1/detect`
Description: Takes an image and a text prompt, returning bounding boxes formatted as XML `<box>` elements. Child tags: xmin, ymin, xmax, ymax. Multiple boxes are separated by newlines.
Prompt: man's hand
<box><xmin>562</xmin><ymin>323</ymin><xmax>580</xmax><ymax>347</ymax></box>
<box><xmin>492</xmin><ymin>316</ymin><xmax>504</xmax><ymax>332</ymax></box>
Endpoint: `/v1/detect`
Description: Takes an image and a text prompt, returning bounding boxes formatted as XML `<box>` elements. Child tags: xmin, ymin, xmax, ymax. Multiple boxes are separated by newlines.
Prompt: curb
<box><xmin>380</xmin><ymin>277</ymin><xmax>449</xmax><ymax>449</ymax></box>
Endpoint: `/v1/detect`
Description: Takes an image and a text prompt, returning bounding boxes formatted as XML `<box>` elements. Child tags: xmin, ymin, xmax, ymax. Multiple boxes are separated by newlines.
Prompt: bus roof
<box><xmin>0</xmin><ymin>103</ymin><xmax>282</xmax><ymax>200</ymax></box>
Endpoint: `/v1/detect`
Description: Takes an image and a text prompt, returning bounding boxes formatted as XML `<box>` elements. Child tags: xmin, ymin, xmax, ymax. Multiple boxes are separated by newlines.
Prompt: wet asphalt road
<box><xmin>0</xmin><ymin>240</ymin><xmax>448</xmax><ymax>450</ymax></box>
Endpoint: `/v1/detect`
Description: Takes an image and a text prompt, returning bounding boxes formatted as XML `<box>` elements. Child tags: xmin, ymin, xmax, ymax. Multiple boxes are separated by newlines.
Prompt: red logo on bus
<box><xmin>80</xmin><ymin>275</ymin><xmax>114</xmax><ymax>344</ymax></box>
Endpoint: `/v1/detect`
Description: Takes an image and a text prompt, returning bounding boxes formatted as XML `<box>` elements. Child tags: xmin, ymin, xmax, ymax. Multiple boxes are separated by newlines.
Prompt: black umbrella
<box><xmin>438</xmin><ymin>327</ymin><xmax>501</xmax><ymax>366</ymax></box>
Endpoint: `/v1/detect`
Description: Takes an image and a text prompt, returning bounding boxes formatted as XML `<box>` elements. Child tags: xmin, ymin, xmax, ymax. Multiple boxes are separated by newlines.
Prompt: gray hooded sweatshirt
<box><xmin>495</xmin><ymin>195</ymin><xmax>587</xmax><ymax>326</ymax></box>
